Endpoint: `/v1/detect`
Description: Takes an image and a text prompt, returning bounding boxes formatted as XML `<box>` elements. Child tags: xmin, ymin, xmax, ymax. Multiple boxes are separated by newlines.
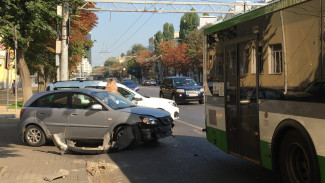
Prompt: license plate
<box><xmin>188</xmin><ymin>93</ymin><xmax>198</xmax><ymax>97</ymax></box>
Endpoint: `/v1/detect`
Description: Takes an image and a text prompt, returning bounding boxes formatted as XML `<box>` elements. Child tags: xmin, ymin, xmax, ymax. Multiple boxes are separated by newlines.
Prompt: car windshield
<box><xmin>123</xmin><ymin>81</ymin><xmax>135</xmax><ymax>85</ymax></box>
<box><xmin>92</xmin><ymin>91</ymin><xmax>136</xmax><ymax>109</ymax></box>
<box><xmin>173</xmin><ymin>78</ymin><xmax>197</xmax><ymax>87</ymax></box>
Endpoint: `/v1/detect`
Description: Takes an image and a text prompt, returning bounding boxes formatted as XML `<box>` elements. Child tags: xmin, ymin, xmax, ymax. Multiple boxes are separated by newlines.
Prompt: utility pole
<box><xmin>60</xmin><ymin>2</ymin><xmax>69</xmax><ymax>81</ymax></box>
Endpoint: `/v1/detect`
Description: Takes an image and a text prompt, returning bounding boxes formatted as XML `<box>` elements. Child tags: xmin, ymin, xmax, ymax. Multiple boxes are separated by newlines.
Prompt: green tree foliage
<box><xmin>0</xmin><ymin>0</ymin><xmax>63</xmax><ymax>103</ymax></box>
<box><xmin>127</xmin><ymin>58</ymin><xmax>141</xmax><ymax>80</ymax></box>
<box><xmin>179</xmin><ymin>11</ymin><xmax>199</xmax><ymax>41</ymax></box>
<box><xmin>130</xmin><ymin>44</ymin><xmax>147</xmax><ymax>54</ymax></box>
<box><xmin>154</xmin><ymin>31</ymin><xmax>163</xmax><ymax>53</ymax></box>
<box><xmin>104</xmin><ymin>57</ymin><xmax>119</xmax><ymax>67</ymax></box>
<box><xmin>163</xmin><ymin>23</ymin><xmax>175</xmax><ymax>41</ymax></box>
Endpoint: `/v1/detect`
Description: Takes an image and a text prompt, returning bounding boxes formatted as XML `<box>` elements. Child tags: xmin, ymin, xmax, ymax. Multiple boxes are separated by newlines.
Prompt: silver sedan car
<box><xmin>18</xmin><ymin>89</ymin><xmax>174</xmax><ymax>151</ymax></box>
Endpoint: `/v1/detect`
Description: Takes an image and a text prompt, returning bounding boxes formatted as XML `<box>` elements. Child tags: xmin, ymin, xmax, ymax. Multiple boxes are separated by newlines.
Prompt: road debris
<box><xmin>0</xmin><ymin>166</ymin><xmax>7</xmax><ymax>177</ymax></box>
<box><xmin>43</xmin><ymin>169</ymin><xmax>69</xmax><ymax>182</ymax></box>
<box><xmin>86</xmin><ymin>161</ymin><xmax>117</xmax><ymax>182</ymax></box>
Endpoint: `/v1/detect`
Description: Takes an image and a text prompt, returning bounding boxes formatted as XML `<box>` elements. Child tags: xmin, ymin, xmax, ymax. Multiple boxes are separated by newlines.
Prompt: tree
<box><xmin>184</xmin><ymin>29</ymin><xmax>204</xmax><ymax>81</ymax></box>
<box><xmin>0</xmin><ymin>0</ymin><xmax>62</xmax><ymax>104</ymax></box>
<box><xmin>135</xmin><ymin>49</ymin><xmax>153</xmax><ymax>79</ymax></box>
<box><xmin>130</xmin><ymin>44</ymin><xmax>147</xmax><ymax>54</ymax></box>
<box><xmin>154</xmin><ymin>31</ymin><xmax>163</xmax><ymax>53</ymax></box>
<box><xmin>179</xmin><ymin>10</ymin><xmax>199</xmax><ymax>41</ymax></box>
<box><xmin>104</xmin><ymin>57</ymin><xmax>119</xmax><ymax>67</ymax></box>
<box><xmin>163</xmin><ymin>23</ymin><xmax>174</xmax><ymax>41</ymax></box>
<box><xmin>68</xmin><ymin>4</ymin><xmax>98</xmax><ymax>74</ymax></box>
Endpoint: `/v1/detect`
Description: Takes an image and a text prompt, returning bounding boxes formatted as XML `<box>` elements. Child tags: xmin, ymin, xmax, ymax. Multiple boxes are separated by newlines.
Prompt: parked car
<box><xmin>160</xmin><ymin>76</ymin><xmax>204</xmax><ymax>104</ymax></box>
<box><xmin>46</xmin><ymin>81</ymin><xmax>180</xmax><ymax>120</ymax></box>
<box><xmin>150</xmin><ymin>79</ymin><xmax>157</xmax><ymax>86</ymax></box>
<box><xmin>142</xmin><ymin>80</ymin><xmax>150</xmax><ymax>86</ymax></box>
<box><xmin>18</xmin><ymin>89</ymin><xmax>174</xmax><ymax>151</ymax></box>
<box><xmin>122</xmin><ymin>80</ymin><xmax>139</xmax><ymax>92</ymax></box>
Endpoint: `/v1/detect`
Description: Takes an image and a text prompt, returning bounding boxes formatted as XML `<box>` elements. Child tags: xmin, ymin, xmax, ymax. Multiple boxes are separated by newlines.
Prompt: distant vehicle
<box><xmin>160</xmin><ymin>76</ymin><xmax>204</xmax><ymax>104</ymax></box>
<box><xmin>150</xmin><ymin>79</ymin><xmax>157</xmax><ymax>86</ymax></box>
<box><xmin>122</xmin><ymin>80</ymin><xmax>139</xmax><ymax>92</ymax></box>
<box><xmin>142</xmin><ymin>80</ymin><xmax>150</xmax><ymax>86</ymax></box>
<box><xmin>18</xmin><ymin>89</ymin><xmax>174</xmax><ymax>150</ymax></box>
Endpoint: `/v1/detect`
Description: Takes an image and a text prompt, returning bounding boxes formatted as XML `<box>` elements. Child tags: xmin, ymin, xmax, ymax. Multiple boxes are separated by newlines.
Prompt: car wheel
<box><xmin>159</xmin><ymin>92</ymin><xmax>164</xmax><ymax>98</ymax></box>
<box><xmin>112</xmin><ymin>125</ymin><xmax>136</xmax><ymax>150</ymax></box>
<box><xmin>199</xmin><ymin>100</ymin><xmax>204</xmax><ymax>104</ymax></box>
<box><xmin>279</xmin><ymin>130</ymin><xmax>320</xmax><ymax>183</ymax></box>
<box><xmin>24</xmin><ymin>125</ymin><xmax>46</xmax><ymax>147</ymax></box>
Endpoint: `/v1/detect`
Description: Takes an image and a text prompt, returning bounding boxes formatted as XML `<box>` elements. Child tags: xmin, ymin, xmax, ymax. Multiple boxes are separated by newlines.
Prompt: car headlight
<box><xmin>140</xmin><ymin>116</ymin><xmax>158</xmax><ymax>125</ymax></box>
<box><xmin>176</xmin><ymin>89</ymin><xmax>185</xmax><ymax>93</ymax></box>
<box><xmin>168</xmin><ymin>101</ymin><xmax>177</xmax><ymax>107</ymax></box>
<box><xmin>200</xmin><ymin>88</ymin><xmax>204</xmax><ymax>93</ymax></box>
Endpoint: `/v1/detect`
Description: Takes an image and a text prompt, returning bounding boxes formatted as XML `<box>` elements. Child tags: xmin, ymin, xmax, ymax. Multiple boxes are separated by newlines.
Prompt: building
<box><xmin>198</xmin><ymin>16</ymin><xmax>219</xmax><ymax>29</ymax></box>
<box><xmin>0</xmin><ymin>42</ymin><xmax>18</xmax><ymax>89</ymax></box>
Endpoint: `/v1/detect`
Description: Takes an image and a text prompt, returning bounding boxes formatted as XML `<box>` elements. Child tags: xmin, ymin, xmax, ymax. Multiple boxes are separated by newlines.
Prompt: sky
<box><xmin>90</xmin><ymin>0</ymin><xmax>264</xmax><ymax>67</ymax></box>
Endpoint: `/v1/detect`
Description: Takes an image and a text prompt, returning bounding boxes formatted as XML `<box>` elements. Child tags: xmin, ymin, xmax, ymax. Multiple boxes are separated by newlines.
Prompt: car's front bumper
<box><xmin>175</xmin><ymin>93</ymin><xmax>204</xmax><ymax>103</ymax></box>
<box><xmin>139</xmin><ymin>123</ymin><xmax>174</xmax><ymax>141</ymax></box>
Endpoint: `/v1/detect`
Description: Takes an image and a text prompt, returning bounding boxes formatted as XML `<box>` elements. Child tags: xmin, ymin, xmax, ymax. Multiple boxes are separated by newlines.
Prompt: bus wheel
<box><xmin>279</xmin><ymin>130</ymin><xmax>319</xmax><ymax>183</ymax></box>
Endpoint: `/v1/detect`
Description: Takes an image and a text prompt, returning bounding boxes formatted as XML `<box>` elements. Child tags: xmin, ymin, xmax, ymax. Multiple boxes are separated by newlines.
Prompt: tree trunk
<box><xmin>38</xmin><ymin>65</ymin><xmax>45</xmax><ymax>92</ymax></box>
<box><xmin>44</xmin><ymin>66</ymin><xmax>50</xmax><ymax>89</ymax></box>
<box><xmin>17</xmin><ymin>49</ymin><xmax>33</xmax><ymax>105</ymax></box>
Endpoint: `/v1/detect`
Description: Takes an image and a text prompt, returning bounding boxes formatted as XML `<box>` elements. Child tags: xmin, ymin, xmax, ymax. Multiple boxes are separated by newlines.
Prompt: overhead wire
<box><xmin>110</xmin><ymin>0</ymin><xmax>179</xmax><ymax>53</ymax></box>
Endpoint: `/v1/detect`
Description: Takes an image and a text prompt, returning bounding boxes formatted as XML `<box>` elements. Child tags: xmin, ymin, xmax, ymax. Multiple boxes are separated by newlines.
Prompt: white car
<box><xmin>46</xmin><ymin>80</ymin><xmax>180</xmax><ymax>120</ymax></box>
<box><xmin>116</xmin><ymin>83</ymin><xmax>179</xmax><ymax>120</ymax></box>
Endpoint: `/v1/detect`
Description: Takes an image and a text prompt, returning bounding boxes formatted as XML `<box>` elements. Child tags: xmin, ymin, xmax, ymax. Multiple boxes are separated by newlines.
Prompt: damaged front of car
<box><xmin>117</xmin><ymin>107</ymin><xmax>175</xmax><ymax>142</ymax></box>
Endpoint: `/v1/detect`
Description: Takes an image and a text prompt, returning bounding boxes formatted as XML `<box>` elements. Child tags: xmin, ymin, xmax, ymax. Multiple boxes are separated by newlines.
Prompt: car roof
<box><xmin>24</xmin><ymin>89</ymin><xmax>105</xmax><ymax>107</ymax></box>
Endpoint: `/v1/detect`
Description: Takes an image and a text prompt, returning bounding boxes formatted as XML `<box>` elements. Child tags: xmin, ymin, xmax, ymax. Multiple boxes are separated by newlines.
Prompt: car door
<box><xmin>66</xmin><ymin>93</ymin><xmax>109</xmax><ymax>139</ymax></box>
<box><xmin>35</xmin><ymin>93</ymin><xmax>69</xmax><ymax>135</ymax></box>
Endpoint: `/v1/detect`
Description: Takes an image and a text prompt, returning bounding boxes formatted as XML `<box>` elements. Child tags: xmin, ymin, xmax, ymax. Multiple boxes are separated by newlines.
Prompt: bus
<box><xmin>203</xmin><ymin>0</ymin><xmax>324</xmax><ymax>182</ymax></box>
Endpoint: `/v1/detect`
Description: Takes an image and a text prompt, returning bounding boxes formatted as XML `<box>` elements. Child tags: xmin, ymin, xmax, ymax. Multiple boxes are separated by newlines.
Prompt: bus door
<box><xmin>238</xmin><ymin>42</ymin><xmax>260</xmax><ymax>162</ymax></box>
<box><xmin>225</xmin><ymin>42</ymin><xmax>260</xmax><ymax>162</ymax></box>
<box><xmin>225</xmin><ymin>45</ymin><xmax>241</xmax><ymax>155</ymax></box>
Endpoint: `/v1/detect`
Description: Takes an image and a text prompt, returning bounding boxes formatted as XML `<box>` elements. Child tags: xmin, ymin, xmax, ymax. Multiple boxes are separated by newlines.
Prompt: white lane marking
<box><xmin>175</xmin><ymin>119</ymin><xmax>203</xmax><ymax>131</ymax></box>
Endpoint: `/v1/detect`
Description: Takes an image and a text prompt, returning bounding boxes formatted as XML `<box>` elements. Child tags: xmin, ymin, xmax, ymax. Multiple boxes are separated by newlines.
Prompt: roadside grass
<box><xmin>9</xmin><ymin>101</ymin><xmax>23</xmax><ymax>109</ymax></box>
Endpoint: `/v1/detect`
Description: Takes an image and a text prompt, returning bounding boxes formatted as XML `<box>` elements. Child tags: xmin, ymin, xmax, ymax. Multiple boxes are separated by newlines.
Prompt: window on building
<box><xmin>269</xmin><ymin>44</ymin><xmax>282</xmax><ymax>74</ymax></box>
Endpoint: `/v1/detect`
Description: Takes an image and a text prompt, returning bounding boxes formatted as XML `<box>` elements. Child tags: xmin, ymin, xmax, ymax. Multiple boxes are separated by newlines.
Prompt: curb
<box><xmin>0</xmin><ymin>114</ymin><xmax>19</xmax><ymax>119</ymax></box>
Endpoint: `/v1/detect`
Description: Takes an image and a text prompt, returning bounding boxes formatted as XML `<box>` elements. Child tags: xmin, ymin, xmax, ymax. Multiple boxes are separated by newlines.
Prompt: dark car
<box><xmin>159</xmin><ymin>77</ymin><xmax>204</xmax><ymax>104</ymax></box>
<box><xmin>18</xmin><ymin>89</ymin><xmax>174</xmax><ymax>152</ymax></box>
<box><xmin>142</xmin><ymin>80</ymin><xmax>150</xmax><ymax>86</ymax></box>
<box><xmin>122</xmin><ymin>80</ymin><xmax>139</xmax><ymax>92</ymax></box>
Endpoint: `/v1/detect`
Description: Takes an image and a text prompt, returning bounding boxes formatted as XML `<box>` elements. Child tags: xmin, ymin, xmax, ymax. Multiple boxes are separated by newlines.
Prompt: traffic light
<box><xmin>5</xmin><ymin>49</ymin><xmax>10</xmax><ymax>70</ymax></box>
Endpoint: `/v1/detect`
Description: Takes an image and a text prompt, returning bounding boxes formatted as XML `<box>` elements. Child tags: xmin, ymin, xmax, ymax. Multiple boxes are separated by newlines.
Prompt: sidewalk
<box><xmin>0</xmin><ymin>88</ymin><xmax>37</xmax><ymax>119</ymax></box>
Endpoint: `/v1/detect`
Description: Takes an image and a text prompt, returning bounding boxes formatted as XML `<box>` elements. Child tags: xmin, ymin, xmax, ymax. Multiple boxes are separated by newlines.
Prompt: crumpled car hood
<box><xmin>117</xmin><ymin>106</ymin><xmax>169</xmax><ymax>118</ymax></box>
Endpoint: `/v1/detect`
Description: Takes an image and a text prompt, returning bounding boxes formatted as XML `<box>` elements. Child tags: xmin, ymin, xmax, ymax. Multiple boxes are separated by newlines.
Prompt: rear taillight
<box><xmin>20</xmin><ymin>108</ymin><xmax>26</xmax><ymax>118</ymax></box>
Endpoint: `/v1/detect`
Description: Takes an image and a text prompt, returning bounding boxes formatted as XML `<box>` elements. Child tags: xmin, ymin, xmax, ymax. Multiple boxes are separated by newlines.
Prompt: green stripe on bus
<box><xmin>204</xmin><ymin>0</ymin><xmax>309</xmax><ymax>35</ymax></box>
<box><xmin>260</xmin><ymin>140</ymin><xmax>272</xmax><ymax>170</ymax></box>
<box><xmin>318</xmin><ymin>155</ymin><xmax>325</xmax><ymax>183</ymax></box>
<box><xmin>206</xmin><ymin>126</ymin><xmax>228</xmax><ymax>153</ymax></box>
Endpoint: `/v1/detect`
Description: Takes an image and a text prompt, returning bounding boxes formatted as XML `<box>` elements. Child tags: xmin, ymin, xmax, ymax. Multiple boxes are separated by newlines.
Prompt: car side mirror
<box><xmin>91</xmin><ymin>104</ymin><xmax>102</xmax><ymax>110</ymax></box>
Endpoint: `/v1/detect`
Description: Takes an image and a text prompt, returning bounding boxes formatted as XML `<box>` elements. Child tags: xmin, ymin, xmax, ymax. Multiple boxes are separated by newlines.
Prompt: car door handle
<box><xmin>71</xmin><ymin>113</ymin><xmax>78</xmax><ymax>116</ymax></box>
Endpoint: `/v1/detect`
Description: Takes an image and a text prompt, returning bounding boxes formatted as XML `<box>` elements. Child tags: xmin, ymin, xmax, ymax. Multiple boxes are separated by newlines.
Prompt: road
<box><xmin>0</xmin><ymin>86</ymin><xmax>280</xmax><ymax>183</ymax></box>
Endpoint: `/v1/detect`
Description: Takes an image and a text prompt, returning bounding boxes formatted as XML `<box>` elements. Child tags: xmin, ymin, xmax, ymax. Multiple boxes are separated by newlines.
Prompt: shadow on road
<box><xmin>105</xmin><ymin>135</ymin><xmax>281</xmax><ymax>183</ymax></box>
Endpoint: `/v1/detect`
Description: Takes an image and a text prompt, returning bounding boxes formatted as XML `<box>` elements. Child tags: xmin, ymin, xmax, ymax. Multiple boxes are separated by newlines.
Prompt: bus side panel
<box><xmin>260</xmin><ymin>140</ymin><xmax>272</xmax><ymax>170</ymax></box>
<box><xmin>205</xmin><ymin>98</ymin><xmax>228</xmax><ymax>153</ymax></box>
<box><xmin>319</xmin><ymin>156</ymin><xmax>325</xmax><ymax>183</ymax></box>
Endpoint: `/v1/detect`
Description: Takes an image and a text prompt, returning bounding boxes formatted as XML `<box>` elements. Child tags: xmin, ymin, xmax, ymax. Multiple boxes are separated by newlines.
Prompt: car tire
<box><xmin>112</xmin><ymin>125</ymin><xmax>136</xmax><ymax>150</ymax></box>
<box><xmin>199</xmin><ymin>100</ymin><xmax>204</xmax><ymax>104</ymax></box>
<box><xmin>159</xmin><ymin>92</ymin><xmax>164</xmax><ymax>98</ymax></box>
<box><xmin>24</xmin><ymin>125</ymin><xmax>46</xmax><ymax>147</ymax></box>
<box><xmin>279</xmin><ymin>130</ymin><xmax>320</xmax><ymax>183</ymax></box>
